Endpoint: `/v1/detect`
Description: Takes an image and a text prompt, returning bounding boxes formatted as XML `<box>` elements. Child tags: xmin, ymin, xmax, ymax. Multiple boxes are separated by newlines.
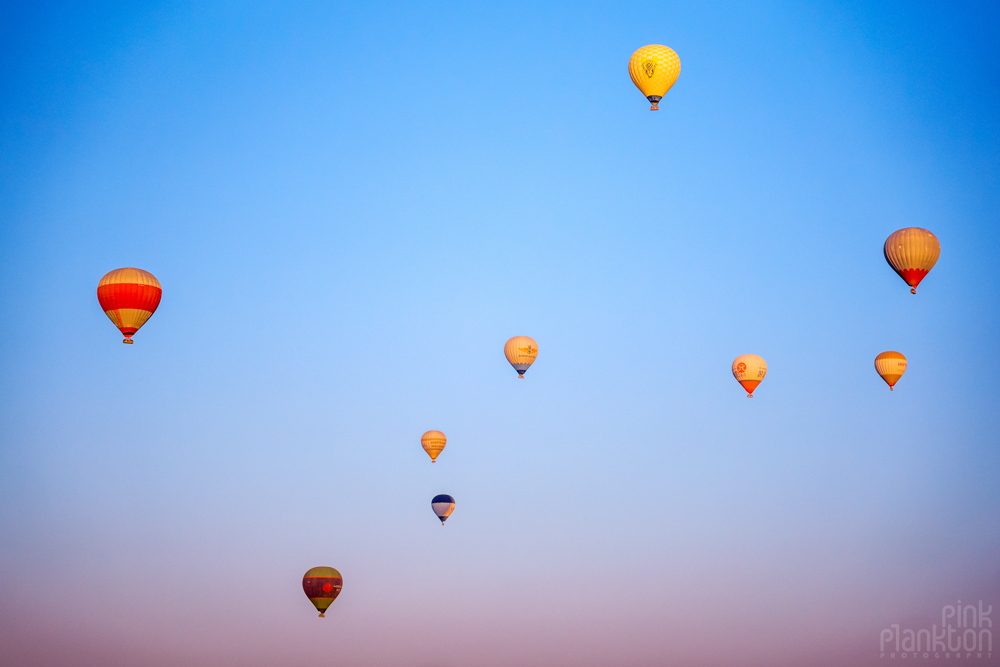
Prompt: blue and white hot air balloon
<box><xmin>431</xmin><ymin>494</ymin><xmax>455</xmax><ymax>525</ymax></box>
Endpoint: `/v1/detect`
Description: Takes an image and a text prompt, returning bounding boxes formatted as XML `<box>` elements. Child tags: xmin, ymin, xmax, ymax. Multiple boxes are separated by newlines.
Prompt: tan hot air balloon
<box><xmin>874</xmin><ymin>351</ymin><xmax>907</xmax><ymax>390</ymax></box>
<box><xmin>504</xmin><ymin>336</ymin><xmax>538</xmax><ymax>378</ymax></box>
<box><xmin>883</xmin><ymin>228</ymin><xmax>940</xmax><ymax>294</ymax></box>
<box><xmin>421</xmin><ymin>430</ymin><xmax>446</xmax><ymax>462</ymax></box>
<box><xmin>732</xmin><ymin>354</ymin><xmax>767</xmax><ymax>397</ymax></box>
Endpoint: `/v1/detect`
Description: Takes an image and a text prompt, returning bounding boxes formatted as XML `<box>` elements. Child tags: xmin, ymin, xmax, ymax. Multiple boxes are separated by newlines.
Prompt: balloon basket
<box><xmin>123</xmin><ymin>339</ymin><xmax>134</xmax><ymax>344</ymax></box>
<box><xmin>910</xmin><ymin>288</ymin><xmax>917</xmax><ymax>294</ymax></box>
<box><xmin>318</xmin><ymin>613</ymin><xmax>325</xmax><ymax>618</ymax></box>
<box><xmin>649</xmin><ymin>103</ymin><xmax>659</xmax><ymax>111</ymax></box>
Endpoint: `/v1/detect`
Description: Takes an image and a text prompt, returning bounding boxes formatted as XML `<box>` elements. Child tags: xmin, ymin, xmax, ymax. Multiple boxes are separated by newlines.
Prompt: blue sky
<box><xmin>1</xmin><ymin>2</ymin><xmax>998</xmax><ymax>665</ymax></box>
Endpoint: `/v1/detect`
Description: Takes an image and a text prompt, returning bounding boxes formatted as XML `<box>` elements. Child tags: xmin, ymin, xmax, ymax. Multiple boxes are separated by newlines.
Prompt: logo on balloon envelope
<box><xmin>736</xmin><ymin>362</ymin><xmax>746</xmax><ymax>374</ymax></box>
<box><xmin>644</xmin><ymin>61</ymin><xmax>656</xmax><ymax>77</ymax></box>
<box><xmin>879</xmin><ymin>600</ymin><xmax>993</xmax><ymax>660</ymax></box>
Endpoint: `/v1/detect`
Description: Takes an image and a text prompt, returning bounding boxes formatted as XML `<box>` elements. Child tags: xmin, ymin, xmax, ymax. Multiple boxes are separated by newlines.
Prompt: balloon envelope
<box><xmin>421</xmin><ymin>430</ymin><xmax>447</xmax><ymax>462</ymax></box>
<box><xmin>302</xmin><ymin>566</ymin><xmax>343</xmax><ymax>617</ymax></box>
<box><xmin>875</xmin><ymin>351</ymin><xmax>907</xmax><ymax>390</ymax></box>
<box><xmin>97</xmin><ymin>268</ymin><xmax>162</xmax><ymax>343</ymax></box>
<box><xmin>504</xmin><ymin>336</ymin><xmax>538</xmax><ymax>378</ymax></box>
<box><xmin>628</xmin><ymin>45</ymin><xmax>681</xmax><ymax>110</ymax></box>
<box><xmin>883</xmin><ymin>228</ymin><xmax>940</xmax><ymax>294</ymax></box>
<box><xmin>431</xmin><ymin>494</ymin><xmax>455</xmax><ymax>525</ymax></box>
<box><xmin>732</xmin><ymin>354</ymin><xmax>767</xmax><ymax>396</ymax></box>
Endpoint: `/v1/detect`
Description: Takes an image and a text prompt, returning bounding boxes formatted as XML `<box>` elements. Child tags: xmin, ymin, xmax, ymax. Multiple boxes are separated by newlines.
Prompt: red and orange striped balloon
<box><xmin>97</xmin><ymin>268</ymin><xmax>162</xmax><ymax>343</ymax></box>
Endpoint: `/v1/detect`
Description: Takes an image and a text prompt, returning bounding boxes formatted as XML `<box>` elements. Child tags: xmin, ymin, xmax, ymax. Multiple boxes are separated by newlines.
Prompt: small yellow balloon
<box><xmin>874</xmin><ymin>351</ymin><xmax>907</xmax><ymax>390</ymax></box>
<box><xmin>628</xmin><ymin>45</ymin><xmax>681</xmax><ymax>110</ymax></box>
<box><xmin>504</xmin><ymin>336</ymin><xmax>538</xmax><ymax>378</ymax></box>
<box><xmin>421</xmin><ymin>430</ymin><xmax>446</xmax><ymax>462</ymax></box>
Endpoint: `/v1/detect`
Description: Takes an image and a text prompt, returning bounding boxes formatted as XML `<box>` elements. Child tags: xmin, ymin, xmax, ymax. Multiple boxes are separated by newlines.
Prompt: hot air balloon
<box><xmin>504</xmin><ymin>336</ymin><xmax>538</xmax><ymax>378</ymax></box>
<box><xmin>874</xmin><ymin>351</ymin><xmax>907</xmax><ymax>390</ymax></box>
<box><xmin>431</xmin><ymin>494</ymin><xmax>455</xmax><ymax>525</ymax></box>
<box><xmin>421</xmin><ymin>430</ymin><xmax>447</xmax><ymax>462</ymax></box>
<box><xmin>732</xmin><ymin>354</ymin><xmax>767</xmax><ymax>397</ymax></box>
<box><xmin>97</xmin><ymin>268</ymin><xmax>162</xmax><ymax>343</ymax></box>
<box><xmin>302</xmin><ymin>566</ymin><xmax>343</xmax><ymax>618</ymax></box>
<box><xmin>884</xmin><ymin>228</ymin><xmax>940</xmax><ymax>294</ymax></box>
<box><xmin>628</xmin><ymin>45</ymin><xmax>681</xmax><ymax>110</ymax></box>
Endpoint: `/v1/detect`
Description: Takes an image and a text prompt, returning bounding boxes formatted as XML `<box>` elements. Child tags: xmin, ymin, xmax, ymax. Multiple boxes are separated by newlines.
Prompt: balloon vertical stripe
<box><xmin>884</xmin><ymin>228</ymin><xmax>940</xmax><ymax>294</ymax></box>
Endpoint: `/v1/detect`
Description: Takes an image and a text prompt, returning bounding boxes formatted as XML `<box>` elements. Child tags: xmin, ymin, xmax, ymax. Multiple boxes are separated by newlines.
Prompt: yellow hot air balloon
<box><xmin>628</xmin><ymin>45</ymin><xmax>681</xmax><ymax>110</ymax></box>
<box><xmin>732</xmin><ymin>354</ymin><xmax>767</xmax><ymax>397</ymax></box>
<box><xmin>504</xmin><ymin>336</ymin><xmax>538</xmax><ymax>378</ymax></box>
<box><xmin>874</xmin><ymin>351</ymin><xmax>907</xmax><ymax>390</ymax></box>
<box><xmin>421</xmin><ymin>430</ymin><xmax>446</xmax><ymax>462</ymax></box>
<box><xmin>883</xmin><ymin>228</ymin><xmax>940</xmax><ymax>294</ymax></box>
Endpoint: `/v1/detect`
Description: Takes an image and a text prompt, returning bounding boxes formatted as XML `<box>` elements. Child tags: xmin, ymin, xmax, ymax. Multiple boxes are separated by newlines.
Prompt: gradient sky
<box><xmin>1</xmin><ymin>2</ymin><xmax>999</xmax><ymax>665</ymax></box>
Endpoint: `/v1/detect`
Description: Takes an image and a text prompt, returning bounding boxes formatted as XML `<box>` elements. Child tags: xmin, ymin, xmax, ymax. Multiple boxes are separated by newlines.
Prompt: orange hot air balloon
<box><xmin>421</xmin><ymin>430</ymin><xmax>446</xmax><ymax>462</ymax></box>
<box><xmin>883</xmin><ymin>228</ymin><xmax>940</xmax><ymax>294</ymax></box>
<box><xmin>732</xmin><ymin>354</ymin><xmax>767</xmax><ymax>397</ymax></box>
<box><xmin>874</xmin><ymin>351</ymin><xmax>907</xmax><ymax>390</ymax></box>
<box><xmin>97</xmin><ymin>268</ymin><xmax>162</xmax><ymax>343</ymax></box>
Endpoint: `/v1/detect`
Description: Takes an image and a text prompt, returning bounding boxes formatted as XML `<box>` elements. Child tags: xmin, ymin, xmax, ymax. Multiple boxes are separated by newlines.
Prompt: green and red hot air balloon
<box><xmin>302</xmin><ymin>566</ymin><xmax>342</xmax><ymax>617</ymax></box>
